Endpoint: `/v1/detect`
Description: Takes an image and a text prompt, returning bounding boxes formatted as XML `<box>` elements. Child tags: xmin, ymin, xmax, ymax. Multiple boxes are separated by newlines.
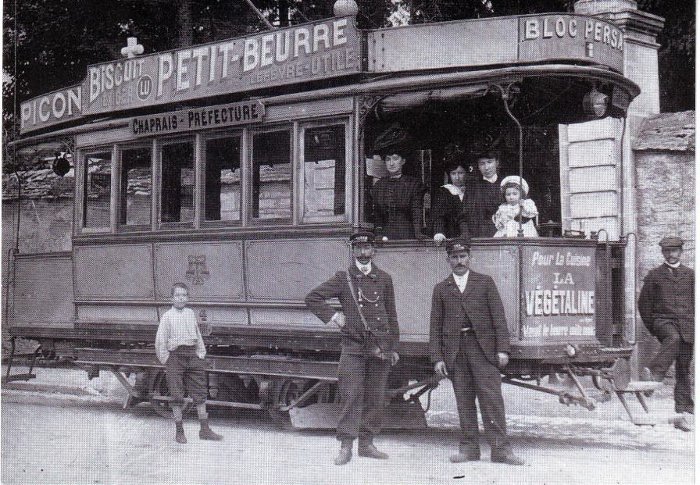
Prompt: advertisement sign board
<box><xmin>84</xmin><ymin>16</ymin><xmax>360</xmax><ymax>116</ymax></box>
<box><xmin>521</xmin><ymin>245</ymin><xmax>597</xmax><ymax>340</ymax></box>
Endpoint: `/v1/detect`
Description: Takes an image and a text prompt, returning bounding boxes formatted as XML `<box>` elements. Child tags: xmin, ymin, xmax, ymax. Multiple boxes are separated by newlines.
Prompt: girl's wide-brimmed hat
<box><xmin>500</xmin><ymin>175</ymin><xmax>529</xmax><ymax>196</ymax></box>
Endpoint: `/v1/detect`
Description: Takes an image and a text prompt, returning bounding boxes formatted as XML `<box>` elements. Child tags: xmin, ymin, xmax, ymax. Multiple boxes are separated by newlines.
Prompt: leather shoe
<box><xmin>449</xmin><ymin>451</ymin><xmax>481</xmax><ymax>463</ymax></box>
<box><xmin>334</xmin><ymin>444</ymin><xmax>353</xmax><ymax>465</ymax></box>
<box><xmin>674</xmin><ymin>416</ymin><xmax>692</xmax><ymax>432</ymax></box>
<box><xmin>491</xmin><ymin>450</ymin><xmax>525</xmax><ymax>466</ymax></box>
<box><xmin>358</xmin><ymin>443</ymin><xmax>389</xmax><ymax>459</ymax></box>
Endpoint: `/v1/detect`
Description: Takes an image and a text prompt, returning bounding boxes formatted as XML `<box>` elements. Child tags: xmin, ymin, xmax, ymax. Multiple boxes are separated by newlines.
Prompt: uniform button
<box><xmin>377</xmin><ymin>317</ymin><xmax>381</xmax><ymax>320</ymax></box>
<box><xmin>374</xmin><ymin>291</ymin><xmax>378</xmax><ymax>294</ymax></box>
<box><xmin>375</xmin><ymin>304</ymin><xmax>379</xmax><ymax>307</ymax></box>
<box><xmin>359</xmin><ymin>304</ymin><xmax>363</xmax><ymax>308</ymax></box>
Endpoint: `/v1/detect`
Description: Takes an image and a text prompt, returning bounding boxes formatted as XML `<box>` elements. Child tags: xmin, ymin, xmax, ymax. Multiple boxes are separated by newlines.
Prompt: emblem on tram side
<box><xmin>185</xmin><ymin>255</ymin><xmax>210</xmax><ymax>285</ymax></box>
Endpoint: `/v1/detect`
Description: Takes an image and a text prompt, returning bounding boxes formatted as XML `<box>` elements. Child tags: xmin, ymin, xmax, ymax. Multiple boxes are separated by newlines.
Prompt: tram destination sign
<box><xmin>520</xmin><ymin>245</ymin><xmax>597</xmax><ymax>340</ymax></box>
<box><xmin>518</xmin><ymin>14</ymin><xmax>624</xmax><ymax>69</ymax></box>
<box><xmin>131</xmin><ymin>100</ymin><xmax>264</xmax><ymax>137</ymax></box>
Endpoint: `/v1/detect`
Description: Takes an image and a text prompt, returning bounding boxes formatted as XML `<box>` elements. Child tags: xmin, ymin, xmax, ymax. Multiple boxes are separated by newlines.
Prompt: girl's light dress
<box><xmin>492</xmin><ymin>199</ymin><xmax>539</xmax><ymax>237</ymax></box>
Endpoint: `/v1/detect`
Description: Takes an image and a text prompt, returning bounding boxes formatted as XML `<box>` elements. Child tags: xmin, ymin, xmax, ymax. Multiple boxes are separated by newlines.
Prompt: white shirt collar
<box><xmin>665</xmin><ymin>261</ymin><xmax>681</xmax><ymax>269</ymax></box>
<box><xmin>452</xmin><ymin>271</ymin><xmax>469</xmax><ymax>292</ymax></box>
<box><xmin>483</xmin><ymin>174</ymin><xmax>498</xmax><ymax>183</ymax></box>
<box><xmin>355</xmin><ymin>260</ymin><xmax>373</xmax><ymax>275</ymax></box>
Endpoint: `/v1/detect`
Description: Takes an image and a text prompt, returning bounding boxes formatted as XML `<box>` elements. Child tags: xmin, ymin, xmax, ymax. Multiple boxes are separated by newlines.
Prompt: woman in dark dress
<box><xmin>369</xmin><ymin>151</ymin><xmax>425</xmax><ymax>240</ymax></box>
<box><xmin>432</xmin><ymin>160</ymin><xmax>470</xmax><ymax>244</ymax></box>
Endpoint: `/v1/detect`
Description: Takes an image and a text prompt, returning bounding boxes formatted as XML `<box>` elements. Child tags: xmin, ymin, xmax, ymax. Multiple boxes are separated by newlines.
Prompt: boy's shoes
<box><xmin>358</xmin><ymin>442</ymin><xmax>389</xmax><ymax>460</ymax></box>
<box><xmin>491</xmin><ymin>449</ymin><xmax>525</xmax><ymax>466</ymax></box>
<box><xmin>449</xmin><ymin>449</ymin><xmax>481</xmax><ymax>463</ymax></box>
<box><xmin>334</xmin><ymin>441</ymin><xmax>353</xmax><ymax>466</ymax></box>
<box><xmin>674</xmin><ymin>415</ymin><xmax>692</xmax><ymax>432</ymax></box>
<box><xmin>175</xmin><ymin>422</ymin><xmax>187</xmax><ymax>444</ymax></box>
<box><xmin>199</xmin><ymin>419</ymin><xmax>224</xmax><ymax>441</ymax></box>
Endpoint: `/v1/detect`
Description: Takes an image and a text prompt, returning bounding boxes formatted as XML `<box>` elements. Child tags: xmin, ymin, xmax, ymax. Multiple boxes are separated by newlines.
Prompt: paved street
<box><xmin>1</xmin><ymin>366</ymin><xmax>694</xmax><ymax>485</ymax></box>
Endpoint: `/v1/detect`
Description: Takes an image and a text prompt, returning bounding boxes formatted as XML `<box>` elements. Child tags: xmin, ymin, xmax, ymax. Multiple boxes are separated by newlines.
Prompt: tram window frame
<box><xmin>157</xmin><ymin>137</ymin><xmax>196</xmax><ymax>229</ymax></box>
<box><xmin>298</xmin><ymin>119</ymin><xmax>350</xmax><ymax>224</ymax></box>
<box><xmin>78</xmin><ymin>147</ymin><xmax>114</xmax><ymax>234</ymax></box>
<box><xmin>117</xmin><ymin>143</ymin><xmax>154</xmax><ymax>232</ymax></box>
<box><xmin>201</xmin><ymin>130</ymin><xmax>244</xmax><ymax>227</ymax></box>
<box><xmin>248</xmin><ymin>126</ymin><xmax>294</xmax><ymax>225</ymax></box>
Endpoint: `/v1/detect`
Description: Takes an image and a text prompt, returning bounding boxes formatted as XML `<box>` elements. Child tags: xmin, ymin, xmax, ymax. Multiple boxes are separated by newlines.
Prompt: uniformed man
<box><xmin>305</xmin><ymin>231</ymin><xmax>400</xmax><ymax>465</ymax></box>
<box><xmin>638</xmin><ymin>236</ymin><xmax>694</xmax><ymax>429</ymax></box>
<box><xmin>429</xmin><ymin>238</ymin><xmax>524</xmax><ymax>465</ymax></box>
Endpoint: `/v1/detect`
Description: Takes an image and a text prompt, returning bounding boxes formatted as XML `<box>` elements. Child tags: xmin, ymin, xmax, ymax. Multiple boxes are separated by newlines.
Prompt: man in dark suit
<box><xmin>305</xmin><ymin>231</ymin><xmax>400</xmax><ymax>465</ymax></box>
<box><xmin>638</xmin><ymin>236</ymin><xmax>694</xmax><ymax>430</ymax></box>
<box><xmin>429</xmin><ymin>238</ymin><xmax>523</xmax><ymax>465</ymax></box>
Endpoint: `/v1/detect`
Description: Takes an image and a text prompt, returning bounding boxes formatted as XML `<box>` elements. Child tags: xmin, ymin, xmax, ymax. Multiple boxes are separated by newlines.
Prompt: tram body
<box><xmin>7</xmin><ymin>12</ymin><xmax>641</xmax><ymax>423</ymax></box>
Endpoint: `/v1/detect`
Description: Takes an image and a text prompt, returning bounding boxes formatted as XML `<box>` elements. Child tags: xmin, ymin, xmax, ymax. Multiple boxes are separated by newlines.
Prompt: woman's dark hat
<box><xmin>349</xmin><ymin>231</ymin><xmax>376</xmax><ymax>245</ymax></box>
<box><xmin>373</xmin><ymin>123</ymin><xmax>410</xmax><ymax>156</ymax></box>
<box><xmin>446</xmin><ymin>238</ymin><xmax>471</xmax><ymax>254</ymax></box>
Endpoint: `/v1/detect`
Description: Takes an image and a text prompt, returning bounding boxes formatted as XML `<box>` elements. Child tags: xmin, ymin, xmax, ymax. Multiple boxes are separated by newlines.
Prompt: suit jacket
<box><xmin>305</xmin><ymin>264</ymin><xmax>400</xmax><ymax>354</ymax></box>
<box><xmin>638</xmin><ymin>263</ymin><xmax>694</xmax><ymax>343</ymax></box>
<box><xmin>429</xmin><ymin>271</ymin><xmax>510</xmax><ymax>368</ymax></box>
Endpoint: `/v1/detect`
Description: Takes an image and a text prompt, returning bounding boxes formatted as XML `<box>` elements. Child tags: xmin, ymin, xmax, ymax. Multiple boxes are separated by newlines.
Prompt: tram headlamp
<box><xmin>582</xmin><ymin>87</ymin><xmax>609</xmax><ymax>118</ymax></box>
<box><xmin>565</xmin><ymin>344</ymin><xmax>577</xmax><ymax>357</ymax></box>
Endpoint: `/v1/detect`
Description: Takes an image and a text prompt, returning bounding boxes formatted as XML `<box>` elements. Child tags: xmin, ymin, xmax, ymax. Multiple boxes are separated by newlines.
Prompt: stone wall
<box><xmin>633</xmin><ymin>111</ymin><xmax>695</xmax><ymax>368</ymax></box>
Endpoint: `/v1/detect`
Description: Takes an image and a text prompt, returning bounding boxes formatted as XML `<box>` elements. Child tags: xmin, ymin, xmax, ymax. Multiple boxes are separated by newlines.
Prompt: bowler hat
<box><xmin>659</xmin><ymin>236</ymin><xmax>683</xmax><ymax>249</ymax></box>
<box><xmin>446</xmin><ymin>238</ymin><xmax>470</xmax><ymax>254</ymax></box>
<box><xmin>349</xmin><ymin>231</ymin><xmax>376</xmax><ymax>245</ymax></box>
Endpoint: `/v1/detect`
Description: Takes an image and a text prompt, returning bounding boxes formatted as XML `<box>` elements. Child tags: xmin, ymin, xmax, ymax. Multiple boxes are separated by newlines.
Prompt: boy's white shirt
<box><xmin>154</xmin><ymin>306</ymin><xmax>206</xmax><ymax>364</ymax></box>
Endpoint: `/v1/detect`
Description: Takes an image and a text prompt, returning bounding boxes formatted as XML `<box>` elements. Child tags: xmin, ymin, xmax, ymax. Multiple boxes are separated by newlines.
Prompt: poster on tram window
<box><xmin>520</xmin><ymin>245</ymin><xmax>597</xmax><ymax>340</ymax></box>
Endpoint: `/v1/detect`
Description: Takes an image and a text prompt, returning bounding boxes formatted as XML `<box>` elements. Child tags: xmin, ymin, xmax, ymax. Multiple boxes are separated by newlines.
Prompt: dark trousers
<box><xmin>336</xmin><ymin>351</ymin><xmax>391</xmax><ymax>442</ymax></box>
<box><xmin>451</xmin><ymin>332</ymin><xmax>510</xmax><ymax>453</ymax></box>
<box><xmin>649</xmin><ymin>322</ymin><xmax>694</xmax><ymax>413</ymax></box>
<box><xmin>165</xmin><ymin>346</ymin><xmax>208</xmax><ymax>406</ymax></box>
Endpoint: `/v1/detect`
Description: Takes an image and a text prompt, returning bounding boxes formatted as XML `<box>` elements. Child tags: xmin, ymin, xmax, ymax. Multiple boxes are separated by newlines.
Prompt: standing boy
<box><xmin>638</xmin><ymin>236</ymin><xmax>694</xmax><ymax>429</ymax></box>
<box><xmin>305</xmin><ymin>231</ymin><xmax>400</xmax><ymax>465</ymax></box>
<box><xmin>429</xmin><ymin>239</ymin><xmax>523</xmax><ymax>465</ymax></box>
<box><xmin>155</xmin><ymin>282</ymin><xmax>223</xmax><ymax>443</ymax></box>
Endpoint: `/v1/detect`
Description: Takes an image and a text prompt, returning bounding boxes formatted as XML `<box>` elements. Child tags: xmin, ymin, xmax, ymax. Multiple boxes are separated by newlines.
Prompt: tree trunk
<box><xmin>177</xmin><ymin>0</ymin><xmax>193</xmax><ymax>47</ymax></box>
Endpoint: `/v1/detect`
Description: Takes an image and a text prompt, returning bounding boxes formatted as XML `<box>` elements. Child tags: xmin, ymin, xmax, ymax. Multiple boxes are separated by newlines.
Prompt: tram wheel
<box><xmin>149</xmin><ymin>370</ymin><xmax>193</xmax><ymax>418</ymax></box>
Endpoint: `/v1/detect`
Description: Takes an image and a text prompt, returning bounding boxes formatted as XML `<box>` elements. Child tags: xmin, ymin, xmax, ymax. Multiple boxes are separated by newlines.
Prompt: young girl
<box><xmin>492</xmin><ymin>176</ymin><xmax>539</xmax><ymax>238</ymax></box>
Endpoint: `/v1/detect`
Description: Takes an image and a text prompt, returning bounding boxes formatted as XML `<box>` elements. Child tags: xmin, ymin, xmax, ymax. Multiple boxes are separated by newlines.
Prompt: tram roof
<box><xmin>16</xmin><ymin>12</ymin><xmax>638</xmax><ymax>141</ymax></box>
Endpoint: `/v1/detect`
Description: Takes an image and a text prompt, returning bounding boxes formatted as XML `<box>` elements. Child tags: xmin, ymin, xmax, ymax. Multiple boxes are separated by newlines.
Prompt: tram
<box><xmin>6</xmin><ymin>5</ymin><xmax>654</xmax><ymax>427</ymax></box>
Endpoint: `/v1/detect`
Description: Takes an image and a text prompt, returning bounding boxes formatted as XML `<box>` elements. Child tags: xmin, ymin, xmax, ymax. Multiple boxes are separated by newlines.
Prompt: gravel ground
<box><xmin>1</xmin><ymin>365</ymin><xmax>694</xmax><ymax>485</ymax></box>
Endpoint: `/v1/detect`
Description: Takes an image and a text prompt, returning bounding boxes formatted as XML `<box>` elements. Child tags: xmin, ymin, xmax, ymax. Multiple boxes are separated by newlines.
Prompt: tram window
<box><xmin>251</xmin><ymin>130</ymin><xmax>292</xmax><ymax>221</ymax></box>
<box><xmin>302</xmin><ymin>125</ymin><xmax>346</xmax><ymax>222</ymax></box>
<box><xmin>83</xmin><ymin>151</ymin><xmax>111</xmax><ymax>229</ymax></box>
<box><xmin>160</xmin><ymin>141</ymin><xmax>194</xmax><ymax>224</ymax></box>
<box><xmin>119</xmin><ymin>147</ymin><xmax>152</xmax><ymax>227</ymax></box>
<box><xmin>204</xmin><ymin>135</ymin><xmax>242</xmax><ymax>222</ymax></box>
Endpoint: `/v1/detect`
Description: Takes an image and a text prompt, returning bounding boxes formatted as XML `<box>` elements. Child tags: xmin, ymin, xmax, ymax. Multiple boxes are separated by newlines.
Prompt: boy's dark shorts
<box><xmin>165</xmin><ymin>345</ymin><xmax>208</xmax><ymax>406</ymax></box>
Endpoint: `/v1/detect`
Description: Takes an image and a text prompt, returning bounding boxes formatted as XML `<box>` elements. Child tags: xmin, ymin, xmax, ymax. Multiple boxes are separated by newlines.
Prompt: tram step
<box><xmin>619</xmin><ymin>381</ymin><xmax>663</xmax><ymax>393</ymax></box>
<box><xmin>289</xmin><ymin>400</ymin><xmax>428</xmax><ymax>430</ymax></box>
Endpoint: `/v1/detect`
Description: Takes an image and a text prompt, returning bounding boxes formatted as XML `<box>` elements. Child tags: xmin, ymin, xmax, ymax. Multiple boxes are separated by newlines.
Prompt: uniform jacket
<box><xmin>305</xmin><ymin>264</ymin><xmax>400</xmax><ymax>354</ymax></box>
<box><xmin>370</xmin><ymin>175</ymin><xmax>424</xmax><ymax>240</ymax></box>
<box><xmin>429</xmin><ymin>271</ymin><xmax>510</xmax><ymax>367</ymax></box>
<box><xmin>638</xmin><ymin>263</ymin><xmax>694</xmax><ymax>343</ymax></box>
<box><xmin>431</xmin><ymin>186</ymin><xmax>469</xmax><ymax>238</ymax></box>
<box><xmin>458</xmin><ymin>175</ymin><xmax>502</xmax><ymax>238</ymax></box>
